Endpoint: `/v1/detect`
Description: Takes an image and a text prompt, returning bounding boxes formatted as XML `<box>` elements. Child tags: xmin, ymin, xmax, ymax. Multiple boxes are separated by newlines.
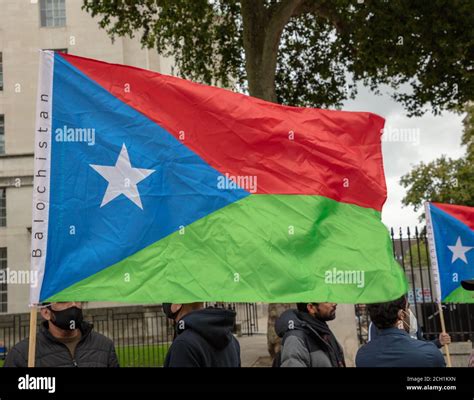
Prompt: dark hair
<box><xmin>368</xmin><ymin>295</ymin><xmax>407</xmax><ymax>329</ymax></box>
<box><xmin>296</xmin><ymin>303</ymin><xmax>319</xmax><ymax>313</ymax></box>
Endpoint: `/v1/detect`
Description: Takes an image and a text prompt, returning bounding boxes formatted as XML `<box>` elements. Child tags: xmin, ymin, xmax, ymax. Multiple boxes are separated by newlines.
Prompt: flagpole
<box><xmin>27</xmin><ymin>305</ymin><xmax>38</xmax><ymax>367</ymax></box>
<box><xmin>425</xmin><ymin>202</ymin><xmax>452</xmax><ymax>367</ymax></box>
<box><xmin>437</xmin><ymin>301</ymin><xmax>452</xmax><ymax>367</ymax></box>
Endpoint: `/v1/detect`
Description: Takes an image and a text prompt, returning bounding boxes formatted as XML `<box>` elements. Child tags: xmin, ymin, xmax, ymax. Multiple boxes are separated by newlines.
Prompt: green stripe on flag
<box><xmin>48</xmin><ymin>195</ymin><xmax>407</xmax><ymax>303</ymax></box>
<box><xmin>444</xmin><ymin>286</ymin><xmax>474</xmax><ymax>303</ymax></box>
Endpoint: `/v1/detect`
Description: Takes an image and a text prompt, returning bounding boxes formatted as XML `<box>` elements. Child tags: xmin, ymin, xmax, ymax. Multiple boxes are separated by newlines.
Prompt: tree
<box><xmin>84</xmin><ymin>0</ymin><xmax>473</xmax><ymax>114</ymax></box>
<box><xmin>83</xmin><ymin>0</ymin><xmax>473</xmax><ymax>357</ymax></box>
<box><xmin>400</xmin><ymin>103</ymin><xmax>474</xmax><ymax>217</ymax></box>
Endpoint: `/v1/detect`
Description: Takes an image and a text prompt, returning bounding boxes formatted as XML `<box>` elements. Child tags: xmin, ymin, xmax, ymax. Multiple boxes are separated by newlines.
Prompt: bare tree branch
<box><xmin>293</xmin><ymin>0</ymin><xmax>347</xmax><ymax>34</ymax></box>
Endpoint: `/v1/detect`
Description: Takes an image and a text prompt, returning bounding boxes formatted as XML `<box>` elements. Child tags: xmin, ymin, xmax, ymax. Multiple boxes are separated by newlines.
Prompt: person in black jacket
<box><xmin>4</xmin><ymin>302</ymin><xmax>119</xmax><ymax>367</ymax></box>
<box><xmin>163</xmin><ymin>302</ymin><xmax>240</xmax><ymax>367</ymax></box>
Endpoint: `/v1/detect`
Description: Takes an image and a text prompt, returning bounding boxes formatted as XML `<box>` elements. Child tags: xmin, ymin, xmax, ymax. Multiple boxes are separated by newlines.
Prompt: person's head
<box><xmin>162</xmin><ymin>302</ymin><xmax>204</xmax><ymax>322</ymax></box>
<box><xmin>296</xmin><ymin>302</ymin><xmax>337</xmax><ymax>321</ymax></box>
<box><xmin>368</xmin><ymin>295</ymin><xmax>410</xmax><ymax>331</ymax></box>
<box><xmin>40</xmin><ymin>302</ymin><xmax>83</xmax><ymax>332</ymax></box>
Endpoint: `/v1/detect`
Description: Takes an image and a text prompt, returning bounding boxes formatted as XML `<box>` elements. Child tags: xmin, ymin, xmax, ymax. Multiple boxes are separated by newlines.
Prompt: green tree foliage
<box><xmin>83</xmin><ymin>0</ymin><xmax>473</xmax><ymax>114</ymax></box>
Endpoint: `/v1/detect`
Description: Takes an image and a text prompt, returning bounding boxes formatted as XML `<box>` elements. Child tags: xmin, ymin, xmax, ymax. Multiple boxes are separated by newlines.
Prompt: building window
<box><xmin>0</xmin><ymin>189</ymin><xmax>5</xmax><ymax>227</ymax></box>
<box><xmin>40</xmin><ymin>0</ymin><xmax>66</xmax><ymax>28</ymax></box>
<box><xmin>0</xmin><ymin>248</ymin><xmax>6</xmax><ymax>313</ymax></box>
<box><xmin>0</xmin><ymin>115</ymin><xmax>4</xmax><ymax>155</ymax></box>
<box><xmin>0</xmin><ymin>53</ymin><xmax>3</xmax><ymax>91</ymax></box>
<box><xmin>43</xmin><ymin>48</ymin><xmax>68</xmax><ymax>54</ymax></box>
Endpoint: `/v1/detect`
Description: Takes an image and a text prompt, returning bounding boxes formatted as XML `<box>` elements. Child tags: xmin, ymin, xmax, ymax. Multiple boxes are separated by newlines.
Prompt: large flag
<box><xmin>425</xmin><ymin>202</ymin><xmax>474</xmax><ymax>303</ymax></box>
<box><xmin>30</xmin><ymin>51</ymin><xmax>407</xmax><ymax>304</ymax></box>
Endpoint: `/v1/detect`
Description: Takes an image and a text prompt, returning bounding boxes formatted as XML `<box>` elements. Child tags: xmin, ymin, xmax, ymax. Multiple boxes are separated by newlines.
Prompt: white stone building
<box><xmin>0</xmin><ymin>0</ymin><xmax>173</xmax><ymax>313</ymax></box>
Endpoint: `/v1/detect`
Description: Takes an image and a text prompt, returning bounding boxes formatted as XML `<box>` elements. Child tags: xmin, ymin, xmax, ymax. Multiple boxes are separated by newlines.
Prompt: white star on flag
<box><xmin>447</xmin><ymin>236</ymin><xmax>473</xmax><ymax>264</ymax></box>
<box><xmin>90</xmin><ymin>144</ymin><xmax>155</xmax><ymax>209</ymax></box>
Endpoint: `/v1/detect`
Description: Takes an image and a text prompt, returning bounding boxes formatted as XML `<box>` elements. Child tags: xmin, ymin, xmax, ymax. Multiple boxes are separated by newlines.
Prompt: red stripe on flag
<box><xmin>432</xmin><ymin>202</ymin><xmax>474</xmax><ymax>230</ymax></box>
<box><xmin>60</xmin><ymin>53</ymin><xmax>388</xmax><ymax>211</ymax></box>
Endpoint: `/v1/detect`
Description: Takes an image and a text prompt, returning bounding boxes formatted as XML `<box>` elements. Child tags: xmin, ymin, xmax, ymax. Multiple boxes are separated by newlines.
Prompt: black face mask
<box><xmin>162</xmin><ymin>303</ymin><xmax>181</xmax><ymax>321</ymax></box>
<box><xmin>49</xmin><ymin>307</ymin><xmax>83</xmax><ymax>330</ymax></box>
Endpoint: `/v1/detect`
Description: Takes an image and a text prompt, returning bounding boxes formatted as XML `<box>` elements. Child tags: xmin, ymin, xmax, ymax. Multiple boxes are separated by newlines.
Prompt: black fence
<box><xmin>206</xmin><ymin>302</ymin><xmax>259</xmax><ymax>336</ymax></box>
<box><xmin>0</xmin><ymin>303</ymin><xmax>259</xmax><ymax>367</ymax></box>
<box><xmin>355</xmin><ymin>227</ymin><xmax>474</xmax><ymax>345</ymax></box>
<box><xmin>0</xmin><ymin>308</ymin><xmax>174</xmax><ymax>367</ymax></box>
<box><xmin>90</xmin><ymin>309</ymin><xmax>173</xmax><ymax>367</ymax></box>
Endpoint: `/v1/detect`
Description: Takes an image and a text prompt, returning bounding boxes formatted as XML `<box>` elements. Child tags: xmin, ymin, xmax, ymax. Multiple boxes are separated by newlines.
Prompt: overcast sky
<box><xmin>342</xmin><ymin>84</ymin><xmax>466</xmax><ymax>231</ymax></box>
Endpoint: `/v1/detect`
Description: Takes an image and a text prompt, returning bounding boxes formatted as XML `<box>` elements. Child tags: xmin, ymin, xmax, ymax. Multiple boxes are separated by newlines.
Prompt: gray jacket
<box><xmin>275</xmin><ymin>309</ymin><xmax>345</xmax><ymax>367</ymax></box>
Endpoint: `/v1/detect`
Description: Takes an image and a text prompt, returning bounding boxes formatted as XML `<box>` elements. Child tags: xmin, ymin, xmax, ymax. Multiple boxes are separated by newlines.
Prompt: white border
<box><xmin>30</xmin><ymin>51</ymin><xmax>54</xmax><ymax>305</ymax></box>
<box><xmin>425</xmin><ymin>202</ymin><xmax>442</xmax><ymax>301</ymax></box>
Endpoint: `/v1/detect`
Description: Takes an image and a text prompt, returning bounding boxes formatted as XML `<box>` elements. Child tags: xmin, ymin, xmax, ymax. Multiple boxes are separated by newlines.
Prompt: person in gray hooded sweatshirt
<box><xmin>274</xmin><ymin>302</ymin><xmax>345</xmax><ymax>367</ymax></box>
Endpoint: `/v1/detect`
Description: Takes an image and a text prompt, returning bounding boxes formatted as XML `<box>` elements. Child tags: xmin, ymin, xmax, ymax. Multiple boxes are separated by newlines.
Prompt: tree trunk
<box><xmin>240</xmin><ymin>0</ymin><xmax>275</xmax><ymax>102</ymax></box>
<box><xmin>240</xmin><ymin>0</ymin><xmax>303</xmax><ymax>359</ymax></box>
<box><xmin>266</xmin><ymin>303</ymin><xmax>294</xmax><ymax>358</ymax></box>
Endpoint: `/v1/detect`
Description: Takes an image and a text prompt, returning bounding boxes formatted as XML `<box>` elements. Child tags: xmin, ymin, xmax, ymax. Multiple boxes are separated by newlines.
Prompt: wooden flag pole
<box><xmin>27</xmin><ymin>305</ymin><xmax>38</xmax><ymax>368</ymax></box>
<box><xmin>437</xmin><ymin>301</ymin><xmax>452</xmax><ymax>367</ymax></box>
<box><xmin>425</xmin><ymin>203</ymin><xmax>452</xmax><ymax>368</ymax></box>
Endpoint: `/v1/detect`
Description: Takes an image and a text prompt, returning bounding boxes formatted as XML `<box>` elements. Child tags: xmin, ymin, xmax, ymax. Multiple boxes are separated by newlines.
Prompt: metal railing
<box><xmin>205</xmin><ymin>302</ymin><xmax>259</xmax><ymax>336</ymax></box>
<box><xmin>356</xmin><ymin>227</ymin><xmax>474</xmax><ymax>344</ymax></box>
<box><xmin>0</xmin><ymin>303</ymin><xmax>259</xmax><ymax>366</ymax></box>
<box><xmin>90</xmin><ymin>309</ymin><xmax>173</xmax><ymax>367</ymax></box>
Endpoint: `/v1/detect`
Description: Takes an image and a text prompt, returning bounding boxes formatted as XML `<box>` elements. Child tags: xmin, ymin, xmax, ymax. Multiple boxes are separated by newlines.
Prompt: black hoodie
<box><xmin>164</xmin><ymin>307</ymin><xmax>241</xmax><ymax>367</ymax></box>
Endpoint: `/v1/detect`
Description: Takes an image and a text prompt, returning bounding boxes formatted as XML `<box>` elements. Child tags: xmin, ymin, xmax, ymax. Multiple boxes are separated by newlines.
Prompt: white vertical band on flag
<box><xmin>30</xmin><ymin>51</ymin><xmax>54</xmax><ymax>305</ymax></box>
<box><xmin>425</xmin><ymin>202</ymin><xmax>442</xmax><ymax>302</ymax></box>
